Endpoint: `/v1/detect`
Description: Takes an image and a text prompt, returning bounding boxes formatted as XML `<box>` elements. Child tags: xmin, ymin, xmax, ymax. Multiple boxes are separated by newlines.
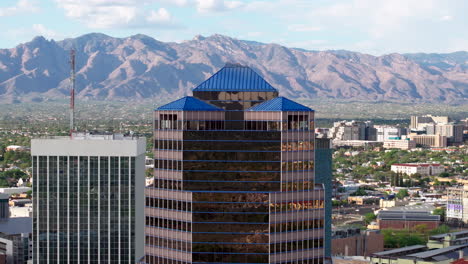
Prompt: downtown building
<box><xmin>31</xmin><ymin>133</ymin><xmax>146</xmax><ymax>263</ymax></box>
<box><xmin>144</xmin><ymin>64</ymin><xmax>327</xmax><ymax>264</ymax></box>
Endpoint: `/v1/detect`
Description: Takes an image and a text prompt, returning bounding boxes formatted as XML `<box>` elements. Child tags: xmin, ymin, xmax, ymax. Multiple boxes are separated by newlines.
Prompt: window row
<box><xmin>146</xmin><ymin>235</ymin><xmax>190</xmax><ymax>252</ymax></box>
<box><xmin>280</xmin><ymin>181</ymin><xmax>315</xmax><ymax>191</ymax></box>
<box><xmin>192</xmin><ymin>202</ymin><xmax>268</xmax><ymax>213</ymax></box>
<box><xmin>193</xmin><ymin>91</ymin><xmax>277</xmax><ymax>101</ymax></box>
<box><xmin>154</xmin><ymin>179</ymin><xmax>183</xmax><ymax>190</ymax></box>
<box><xmin>281</xmin><ymin>161</ymin><xmax>314</xmax><ymax>171</ymax></box>
<box><xmin>193</xmin><ymin>243</ymin><xmax>268</xmax><ymax>253</ymax></box>
<box><xmin>184</xmin><ymin>181</ymin><xmax>280</xmax><ymax>192</ymax></box>
<box><xmin>145</xmin><ymin>255</ymin><xmax>189</xmax><ymax>264</ymax></box>
<box><xmin>271</xmin><ymin>238</ymin><xmax>324</xmax><ymax>253</ymax></box>
<box><xmin>192</xmin><ymin>253</ymin><xmax>268</xmax><ymax>263</ymax></box>
<box><xmin>270</xmin><ymin>200</ymin><xmax>324</xmax><ymax>212</ymax></box>
<box><xmin>157</xmin><ymin>120</ymin><xmax>224</xmax><ymax>130</ymax></box>
<box><xmin>193</xmin><ymin>192</ymin><xmax>269</xmax><ymax>203</ymax></box>
<box><xmin>146</xmin><ymin>197</ymin><xmax>190</xmax><ymax>211</ymax></box>
<box><xmin>145</xmin><ymin>217</ymin><xmax>191</xmax><ymax>232</ymax></box>
<box><xmin>184</xmin><ymin>131</ymin><xmax>281</xmax><ymax>141</ymax></box>
<box><xmin>157</xmin><ymin>120</ymin><xmax>313</xmax><ymax>131</ymax></box>
<box><xmin>155</xmin><ymin>140</ymin><xmax>281</xmax><ymax>151</ymax></box>
<box><xmin>270</xmin><ymin>219</ymin><xmax>325</xmax><ymax>232</ymax></box>
<box><xmin>193</xmin><ymin>213</ymin><xmax>269</xmax><ymax>224</ymax></box>
<box><xmin>193</xmin><ymin>223</ymin><xmax>268</xmax><ymax>233</ymax></box>
<box><xmin>275</xmin><ymin>258</ymin><xmax>324</xmax><ymax>264</ymax></box>
<box><xmin>156</xmin><ymin>160</ymin><xmax>281</xmax><ymax>172</ymax></box>
<box><xmin>281</xmin><ymin>141</ymin><xmax>314</xmax><ymax>151</ymax></box>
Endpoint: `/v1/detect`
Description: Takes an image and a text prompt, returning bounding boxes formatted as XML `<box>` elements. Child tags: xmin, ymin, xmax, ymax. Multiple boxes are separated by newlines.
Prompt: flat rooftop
<box><xmin>32</xmin><ymin>133</ymin><xmax>146</xmax><ymax>156</ymax></box>
<box><xmin>0</xmin><ymin>217</ymin><xmax>32</xmax><ymax>235</ymax></box>
<box><xmin>372</xmin><ymin>245</ymin><xmax>427</xmax><ymax>257</ymax></box>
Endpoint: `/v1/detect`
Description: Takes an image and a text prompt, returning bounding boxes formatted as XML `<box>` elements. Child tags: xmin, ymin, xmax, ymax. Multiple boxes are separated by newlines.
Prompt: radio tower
<box><xmin>69</xmin><ymin>49</ymin><xmax>76</xmax><ymax>138</ymax></box>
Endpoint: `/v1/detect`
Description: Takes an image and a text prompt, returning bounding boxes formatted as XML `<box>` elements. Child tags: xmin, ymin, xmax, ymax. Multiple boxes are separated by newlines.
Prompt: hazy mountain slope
<box><xmin>0</xmin><ymin>33</ymin><xmax>466</xmax><ymax>103</ymax></box>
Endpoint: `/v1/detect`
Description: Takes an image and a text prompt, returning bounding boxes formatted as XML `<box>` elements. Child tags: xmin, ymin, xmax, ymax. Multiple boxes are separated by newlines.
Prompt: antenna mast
<box><xmin>69</xmin><ymin>49</ymin><xmax>76</xmax><ymax>138</ymax></box>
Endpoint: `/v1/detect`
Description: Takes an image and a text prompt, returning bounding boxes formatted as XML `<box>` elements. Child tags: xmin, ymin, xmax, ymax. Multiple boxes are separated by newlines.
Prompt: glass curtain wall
<box><xmin>33</xmin><ymin>155</ymin><xmax>135</xmax><ymax>264</ymax></box>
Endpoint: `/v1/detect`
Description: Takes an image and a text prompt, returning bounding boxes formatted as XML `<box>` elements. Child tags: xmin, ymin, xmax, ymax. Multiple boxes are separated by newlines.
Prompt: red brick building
<box><xmin>452</xmin><ymin>259</ymin><xmax>468</xmax><ymax>264</ymax></box>
<box><xmin>332</xmin><ymin>228</ymin><xmax>384</xmax><ymax>257</ymax></box>
<box><xmin>377</xmin><ymin>210</ymin><xmax>440</xmax><ymax>230</ymax></box>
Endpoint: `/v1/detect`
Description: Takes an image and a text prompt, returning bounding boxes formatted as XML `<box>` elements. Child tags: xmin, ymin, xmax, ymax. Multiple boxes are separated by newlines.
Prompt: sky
<box><xmin>0</xmin><ymin>0</ymin><xmax>467</xmax><ymax>55</ymax></box>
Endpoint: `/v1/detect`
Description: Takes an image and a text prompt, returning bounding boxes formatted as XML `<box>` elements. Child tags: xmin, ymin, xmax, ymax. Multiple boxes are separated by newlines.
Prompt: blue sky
<box><xmin>0</xmin><ymin>0</ymin><xmax>467</xmax><ymax>54</ymax></box>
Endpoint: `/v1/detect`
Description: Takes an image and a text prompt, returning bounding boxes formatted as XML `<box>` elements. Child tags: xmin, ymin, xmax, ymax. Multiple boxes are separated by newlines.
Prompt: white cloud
<box><xmin>288</xmin><ymin>24</ymin><xmax>321</xmax><ymax>32</ymax></box>
<box><xmin>32</xmin><ymin>24</ymin><xmax>58</xmax><ymax>39</ymax></box>
<box><xmin>147</xmin><ymin>8</ymin><xmax>172</xmax><ymax>23</ymax></box>
<box><xmin>196</xmin><ymin>0</ymin><xmax>243</xmax><ymax>13</ymax></box>
<box><xmin>0</xmin><ymin>0</ymin><xmax>39</xmax><ymax>17</ymax></box>
<box><xmin>440</xmin><ymin>15</ymin><xmax>453</xmax><ymax>21</ymax></box>
<box><xmin>55</xmin><ymin>0</ymin><xmax>181</xmax><ymax>29</ymax></box>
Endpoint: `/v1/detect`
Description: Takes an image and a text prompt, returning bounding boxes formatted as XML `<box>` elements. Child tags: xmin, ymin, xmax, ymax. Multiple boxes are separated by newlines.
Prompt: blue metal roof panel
<box><xmin>156</xmin><ymin>96</ymin><xmax>223</xmax><ymax>111</ymax></box>
<box><xmin>193</xmin><ymin>64</ymin><xmax>278</xmax><ymax>92</ymax></box>
<box><xmin>246</xmin><ymin>97</ymin><xmax>314</xmax><ymax>112</ymax></box>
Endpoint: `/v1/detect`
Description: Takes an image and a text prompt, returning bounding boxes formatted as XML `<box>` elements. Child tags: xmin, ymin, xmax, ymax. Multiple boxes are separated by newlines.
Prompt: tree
<box><xmin>429</xmin><ymin>225</ymin><xmax>450</xmax><ymax>236</ymax></box>
<box><xmin>433</xmin><ymin>208</ymin><xmax>446</xmax><ymax>222</ymax></box>
<box><xmin>439</xmin><ymin>172</ymin><xmax>450</xmax><ymax>178</ymax></box>
<box><xmin>396</xmin><ymin>189</ymin><xmax>409</xmax><ymax>200</ymax></box>
<box><xmin>350</xmin><ymin>188</ymin><xmax>368</xmax><ymax>196</ymax></box>
<box><xmin>2</xmin><ymin>169</ymin><xmax>27</xmax><ymax>179</ymax></box>
<box><xmin>364</xmin><ymin>212</ymin><xmax>377</xmax><ymax>224</ymax></box>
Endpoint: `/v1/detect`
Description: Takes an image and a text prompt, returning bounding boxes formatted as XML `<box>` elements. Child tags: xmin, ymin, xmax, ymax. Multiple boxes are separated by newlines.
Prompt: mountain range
<box><xmin>0</xmin><ymin>33</ymin><xmax>467</xmax><ymax>104</ymax></box>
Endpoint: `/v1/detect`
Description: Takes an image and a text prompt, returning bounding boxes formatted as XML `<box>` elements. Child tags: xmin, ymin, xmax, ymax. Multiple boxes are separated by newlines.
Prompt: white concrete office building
<box><xmin>31</xmin><ymin>134</ymin><xmax>146</xmax><ymax>264</ymax></box>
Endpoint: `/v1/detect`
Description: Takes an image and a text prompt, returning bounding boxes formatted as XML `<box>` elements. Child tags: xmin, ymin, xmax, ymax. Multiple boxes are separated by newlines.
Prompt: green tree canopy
<box><xmin>396</xmin><ymin>189</ymin><xmax>409</xmax><ymax>199</ymax></box>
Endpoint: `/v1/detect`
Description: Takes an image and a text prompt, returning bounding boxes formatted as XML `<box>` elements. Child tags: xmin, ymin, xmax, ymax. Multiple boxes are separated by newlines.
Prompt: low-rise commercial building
<box><xmin>371</xmin><ymin>231</ymin><xmax>468</xmax><ymax>264</ymax></box>
<box><xmin>409</xmin><ymin>134</ymin><xmax>448</xmax><ymax>148</ymax></box>
<box><xmin>371</xmin><ymin>244</ymin><xmax>468</xmax><ymax>264</ymax></box>
<box><xmin>332</xmin><ymin>228</ymin><xmax>384</xmax><ymax>257</ymax></box>
<box><xmin>375</xmin><ymin>125</ymin><xmax>407</xmax><ymax>142</ymax></box>
<box><xmin>383</xmin><ymin>139</ymin><xmax>416</xmax><ymax>150</ymax></box>
<box><xmin>332</xmin><ymin>140</ymin><xmax>381</xmax><ymax>148</ymax></box>
<box><xmin>427</xmin><ymin>230</ymin><xmax>468</xmax><ymax>249</ymax></box>
<box><xmin>447</xmin><ymin>185</ymin><xmax>468</xmax><ymax>224</ymax></box>
<box><xmin>348</xmin><ymin>196</ymin><xmax>380</xmax><ymax>205</ymax></box>
<box><xmin>377</xmin><ymin>210</ymin><xmax>440</xmax><ymax>230</ymax></box>
<box><xmin>391</xmin><ymin>163</ymin><xmax>444</xmax><ymax>176</ymax></box>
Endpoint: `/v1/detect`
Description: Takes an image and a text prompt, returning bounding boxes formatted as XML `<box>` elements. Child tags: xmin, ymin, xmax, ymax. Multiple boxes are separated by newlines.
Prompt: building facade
<box><xmin>315</xmin><ymin>139</ymin><xmax>332</xmax><ymax>260</ymax></box>
<box><xmin>390</xmin><ymin>163</ymin><xmax>444</xmax><ymax>176</ymax></box>
<box><xmin>447</xmin><ymin>185</ymin><xmax>468</xmax><ymax>224</ymax></box>
<box><xmin>145</xmin><ymin>64</ymin><xmax>327</xmax><ymax>264</ymax></box>
<box><xmin>331</xmin><ymin>228</ymin><xmax>383</xmax><ymax>257</ymax></box>
<box><xmin>328</xmin><ymin>121</ymin><xmax>376</xmax><ymax>141</ymax></box>
<box><xmin>435</xmin><ymin>124</ymin><xmax>464</xmax><ymax>146</ymax></box>
<box><xmin>409</xmin><ymin>134</ymin><xmax>448</xmax><ymax>148</ymax></box>
<box><xmin>31</xmin><ymin>134</ymin><xmax>146</xmax><ymax>263</ymax></box>
<box><xmin>375</xmin><ymin>125</ymin><xmax>406</xmax><ymax>142</ymax></box>
<box><xmin>383</xmin><ymin>139</ymin><xmax>416</xmax><ymax>150</ymax></box>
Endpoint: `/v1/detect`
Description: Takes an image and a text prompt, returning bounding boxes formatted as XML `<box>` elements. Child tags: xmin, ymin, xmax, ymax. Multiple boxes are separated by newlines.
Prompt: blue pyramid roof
<box><xmin>193</xmin><ymin>63</ymin><xmax>277</xmax><ymax>92</ymax></box>
<box><xmin>156</xmin><ymin>96</ymin><xmax>223</xmax><ymax>111</ymax></box>
<box><xmin>246</xmin><ymin>97</ymin><xmax>313</xmax><ymax>112</ymax></box>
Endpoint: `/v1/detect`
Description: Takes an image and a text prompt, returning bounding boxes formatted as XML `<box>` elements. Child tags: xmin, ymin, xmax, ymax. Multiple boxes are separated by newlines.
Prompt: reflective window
<box><xmin>270</xmin><ymin>200</ymin><xmax>324</xmax><ymax>211</ymax></box>
<box><xmin>193</xmin><ymin>202</ymin><xmax>268</xmax><ymax>213</ymax></box>
<box><xmin>193</xmin><ymin>212</ymin><xmax>269</xmax><ymax>223</ymax></box>
<box><xmin>271</xmin><ymin>238</ymin><xmax>324</xmax><ymax>253</ymax></box>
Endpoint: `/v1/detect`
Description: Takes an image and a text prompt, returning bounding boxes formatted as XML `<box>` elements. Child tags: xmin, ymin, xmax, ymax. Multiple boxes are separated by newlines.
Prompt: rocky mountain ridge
<box><xmin>0</xmin><ymin>33</ymin><xmax>466</xmax><ymax>103</ymax></box>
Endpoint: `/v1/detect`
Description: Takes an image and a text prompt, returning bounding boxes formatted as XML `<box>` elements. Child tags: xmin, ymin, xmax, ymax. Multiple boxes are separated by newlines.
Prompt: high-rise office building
<box><xmin>315</xmin><ymin>139</ymin><xmax>332</xmax><ymax>261</ymax></box>
<box><xmin>31</xmin><ymin>134</ymin><xmax>146</xmax><ymax>263</ymax></box>
<box><xmin>145</xmin><ymin>64</ymin><xmax>327</xmax><ymax>264</ymax></box>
